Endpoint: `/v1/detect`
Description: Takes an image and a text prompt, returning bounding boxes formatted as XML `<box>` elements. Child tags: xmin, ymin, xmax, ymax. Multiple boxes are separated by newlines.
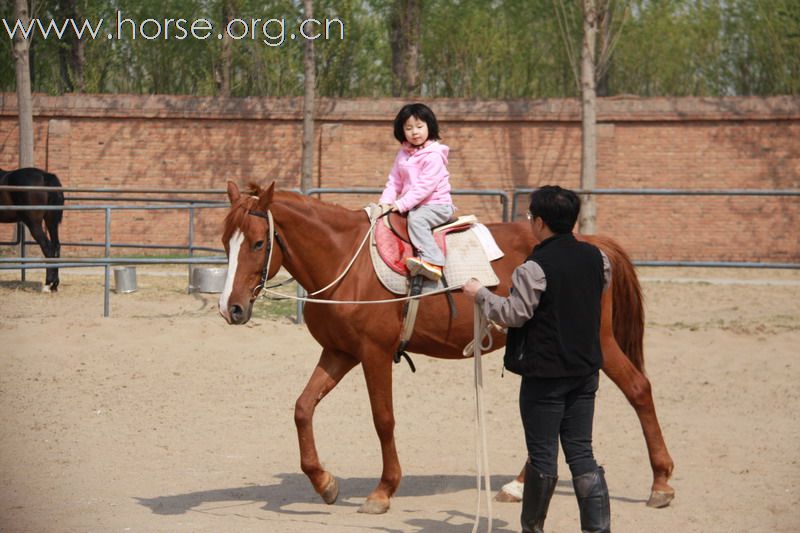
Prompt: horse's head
<box><xmin>218</xmin><ymin>181</ymin><xmax>284</xmax><ymax>325</ymax></box>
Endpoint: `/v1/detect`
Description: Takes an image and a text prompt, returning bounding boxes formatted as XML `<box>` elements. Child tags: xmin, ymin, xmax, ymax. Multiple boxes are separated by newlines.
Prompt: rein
<box><xmin>306</xmin><ymin>209</ymin><xmax>389</xmax><ymax>297</ymax></box>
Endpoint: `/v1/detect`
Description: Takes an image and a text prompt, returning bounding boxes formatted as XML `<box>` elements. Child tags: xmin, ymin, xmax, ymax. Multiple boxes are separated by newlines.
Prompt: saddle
<box><xmin>366</xmin><ymin>206</ymin><xmax>501</xmax><ymax>372</ymax></box>
<box><xmin>375</xmin><ymin>211</ymin><xmax>478</xmax><ymax>276</ymax></box>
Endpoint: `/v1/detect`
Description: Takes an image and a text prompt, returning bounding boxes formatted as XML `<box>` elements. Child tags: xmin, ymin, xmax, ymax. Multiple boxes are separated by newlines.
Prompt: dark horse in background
<box><xmin>0</xmin><ymin>167</ymin><xmax>64</xmax><ymax>291</ymax></box>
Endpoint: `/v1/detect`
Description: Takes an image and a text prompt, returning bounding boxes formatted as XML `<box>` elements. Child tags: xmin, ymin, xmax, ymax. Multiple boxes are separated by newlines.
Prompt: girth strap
<box><xmin>392</xmin><ymin>274</ymin><xmax>457</xmax><ymax>372</ymax></box>
<box><xmin>393</xmin><ymin>276</ymin><xmax>424</xmax><ymax>372</ymax></box>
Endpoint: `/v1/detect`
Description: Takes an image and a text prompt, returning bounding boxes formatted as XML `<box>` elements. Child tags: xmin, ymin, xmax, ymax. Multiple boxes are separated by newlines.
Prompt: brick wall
<box><xmin>1</xmin><ymin>93</ymin><xmax>798</xmax><ymax>263</ymax></box>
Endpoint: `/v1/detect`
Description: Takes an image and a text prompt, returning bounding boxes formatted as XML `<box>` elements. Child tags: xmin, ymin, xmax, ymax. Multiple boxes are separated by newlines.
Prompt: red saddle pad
<box><xmin>374</xmin><ymin>217</ymin><xmax>470</xmax><ymax>276</ymax></box>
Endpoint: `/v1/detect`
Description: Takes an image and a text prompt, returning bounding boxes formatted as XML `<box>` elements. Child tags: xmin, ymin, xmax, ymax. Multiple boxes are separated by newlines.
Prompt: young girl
<box><xmin>379</xmin><ymin>103</ymin><xmax>455</xmax><ymax>281</ymax></box>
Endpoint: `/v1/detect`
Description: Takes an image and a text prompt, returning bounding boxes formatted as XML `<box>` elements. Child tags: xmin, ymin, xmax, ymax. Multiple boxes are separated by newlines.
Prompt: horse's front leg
<box><xmin>599</xmin><ymin>290</ymin><xmax>675</xmax><ymax>508</ymax></box>
<box><xmin>294</xmin><ymin>348</ymin><xmax>358</xmax><ymax>504</ymax></box>
<box><xmin>358</xmin><ymin>350</ymin><xmax>400</xmax><ymax>514</ymax></box>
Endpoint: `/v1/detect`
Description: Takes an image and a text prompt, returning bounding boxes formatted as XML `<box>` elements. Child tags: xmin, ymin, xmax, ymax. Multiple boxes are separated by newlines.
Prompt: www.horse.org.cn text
<box><xmin>3</xmin><ymin>11</ymin><xmax>346</xmax><ymax>47</ymax></box>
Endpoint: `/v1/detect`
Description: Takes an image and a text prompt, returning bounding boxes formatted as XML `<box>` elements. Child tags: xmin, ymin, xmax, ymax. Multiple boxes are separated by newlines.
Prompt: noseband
<box><xmin>247</xmin><ymin>208</ymin><xmax>288</xmax><ymax>298</ymax></box>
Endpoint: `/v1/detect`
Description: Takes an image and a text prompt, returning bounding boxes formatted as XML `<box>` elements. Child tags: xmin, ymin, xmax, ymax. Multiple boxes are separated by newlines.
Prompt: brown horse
<box><xmin>218</xmin><ymin>181</ymin><xmax>675</xmax><ymax>514</ymax></box>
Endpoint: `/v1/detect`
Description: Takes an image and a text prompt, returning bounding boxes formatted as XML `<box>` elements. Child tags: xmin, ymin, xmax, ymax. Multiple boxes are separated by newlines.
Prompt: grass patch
<box><xmin>252</xmin><ymin>297</ymin><xmax>297</xmax><ymax>320</ymax></box>
<box><xmin>250</xmin><ymin>278</ymin><xmax>301</xmax><ymax>321</ymax></box>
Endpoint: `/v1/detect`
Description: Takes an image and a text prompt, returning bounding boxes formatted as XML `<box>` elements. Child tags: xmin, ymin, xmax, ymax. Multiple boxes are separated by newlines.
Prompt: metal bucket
<box><xmin>190</xmin><ymin>266</ymin><xmax>228</xmax><ymax>293</ymax></box>
<box><xmin>113</xmin><ymin>266</ymin><xmax>137</xmax><ymax>293</ymax></box>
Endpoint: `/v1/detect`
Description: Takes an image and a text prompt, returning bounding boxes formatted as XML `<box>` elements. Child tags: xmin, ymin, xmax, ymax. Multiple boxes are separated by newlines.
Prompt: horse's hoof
<box><xmin>320</xmin><ymin>474</ymin><xmax>339</xmax><ymax>505</ymax></box>
<box><xmin>495</xmin><ymin>489</ymin><xmax>522</xmax><ymax>503</ymax></box>
<box><xmin>41</xmin><ymin>285</ymin><xmax>52</xmax><ymax>293</ymax></box>
<box><xmin>358</xmin><ymin>498</ymin><xmax>390</xmax><ymax>514</ymax></box>
<box><xmin>647</xmin><ymin>489</ymin><xmax>675</xmax><ymax>508</ymax></box>
<box><xmin>495</xmin><ymin>479</ymin><xmax>524</xmax><ymax>502</ymax></box>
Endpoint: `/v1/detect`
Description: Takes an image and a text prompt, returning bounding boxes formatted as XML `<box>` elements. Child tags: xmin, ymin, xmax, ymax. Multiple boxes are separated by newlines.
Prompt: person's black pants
<box><xmin>519</xmin><ymin>371</ymin><xmax>599</xmax><ymax>478</ymax></box>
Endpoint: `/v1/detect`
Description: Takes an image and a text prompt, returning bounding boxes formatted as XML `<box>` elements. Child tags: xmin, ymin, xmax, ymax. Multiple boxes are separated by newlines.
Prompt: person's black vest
<box><xmin>504</xmin><ymin>233</ymin><xmax>605</xmax><ymax>378</ymax></box>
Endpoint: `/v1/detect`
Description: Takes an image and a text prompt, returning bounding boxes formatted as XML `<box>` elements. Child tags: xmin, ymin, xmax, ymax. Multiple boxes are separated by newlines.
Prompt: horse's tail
<box><xmin>593</xmin><ymin>234</ymin><xmax>646</xmax><ymax>374</ymax></box>
<box><xmin>44</xmin><ymin>171</ymin><xmax>64</xmax><ymax>225</ymax></box>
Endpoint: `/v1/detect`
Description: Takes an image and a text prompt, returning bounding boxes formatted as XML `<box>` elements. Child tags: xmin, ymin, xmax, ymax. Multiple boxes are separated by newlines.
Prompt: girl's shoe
<box><xmin>405</xmin><ymin>257</ymin><xmax>442</xmax><ymax>281</ymax></box>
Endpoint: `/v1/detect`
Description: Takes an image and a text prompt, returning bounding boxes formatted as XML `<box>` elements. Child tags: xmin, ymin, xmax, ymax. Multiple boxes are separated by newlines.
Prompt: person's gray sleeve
<box><xmin>601</xmin><ymin>250</ymin><xmax>611</xmax><ymax>289</ymax></box>
<box><xmin>473</xmin><ymin>261</ymin><xmax>546</xmax><ymax>327</ymax></box>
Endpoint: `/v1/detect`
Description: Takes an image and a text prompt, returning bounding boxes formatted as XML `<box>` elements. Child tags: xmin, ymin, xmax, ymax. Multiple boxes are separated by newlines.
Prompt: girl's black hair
<box><xmin>393</xmin><ymin>103</ymin><xmax>441</xmax><ymax>144</ymax></box>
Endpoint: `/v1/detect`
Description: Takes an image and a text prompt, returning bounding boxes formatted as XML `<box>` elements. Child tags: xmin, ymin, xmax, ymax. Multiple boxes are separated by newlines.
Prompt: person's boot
<box><xmin>572</xmin><ymin>466</ymin><xmax>611</xmax><ymax>533</ymax></box>
<box><xmin>521</xmin><ymin>462</ymin><xmax>558</xmax><ymax>533</ymax></box>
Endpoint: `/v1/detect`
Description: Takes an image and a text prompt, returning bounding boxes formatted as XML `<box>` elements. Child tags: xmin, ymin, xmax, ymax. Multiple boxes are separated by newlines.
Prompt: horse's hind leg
<box><xmin>499</xmin><ymin>342</ymin><xmax>677</xmax><ymax>509</ymax></box>
<box><xmin>294</xmin><ymin>348</ymin><xmax>358</xmax><ymax>505</ymax></box>
<box><xmin>601</xmin><ymin>340</ymin><xmax>675</xmax><ymax>507</ymax></box>
<box><xmin>495</xmin><ymin>465</ymin><xmax>525</xmax><ymax>502</ymax></box>
<box><xmin>44</xmin><ymin>211</ymin><xmax>61</xmax><ymax>291</ymax></box>
<box><xmin>23</xmin><ymin>215</ymin><xmax>55</xmax><ymax>292</ymax></box>
<box><xmin>599</xmin><ymin>290</ymin><xmax>675</xmax><ymax>508</ymax></box>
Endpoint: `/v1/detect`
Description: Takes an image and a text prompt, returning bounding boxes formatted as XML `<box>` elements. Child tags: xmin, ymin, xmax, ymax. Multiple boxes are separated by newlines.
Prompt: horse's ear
<box><xmin>226</xmin><ymin>181</ymin><xmax>241</xmax><ymax>205</ymax></box>
<box><xmin>257</xmin><ymin>182</ymin><xmax>275</xmax><ymax>211</ymax></box>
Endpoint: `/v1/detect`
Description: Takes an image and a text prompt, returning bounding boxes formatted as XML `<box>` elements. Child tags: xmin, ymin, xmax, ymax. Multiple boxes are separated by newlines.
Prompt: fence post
<box><xmin>188</xmin><ymin>205</ymin><xmax>195</xmax><ymax>293</ymax></box>
<box><xmin>17</xmin><ymin>221</ymin><xmax>26</xmax><ymax>282</ymax></box>
<box><xmin>104</xmin><ymin>208</ymin><xmax>111</xmax><ymax>317</ymax></box>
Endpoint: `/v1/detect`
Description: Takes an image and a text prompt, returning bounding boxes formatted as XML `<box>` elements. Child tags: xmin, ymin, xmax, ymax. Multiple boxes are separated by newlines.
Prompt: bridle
<box><xmin>246</xmin><ymin>208</ymin><xmax>288</xmax><ymax>298</ymax></box>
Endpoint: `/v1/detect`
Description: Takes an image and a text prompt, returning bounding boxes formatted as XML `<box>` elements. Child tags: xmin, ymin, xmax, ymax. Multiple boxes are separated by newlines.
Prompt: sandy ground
<box><xmin>1</xmin><ymin>266</ymin><xmax>799</xmax><ymax>533</ymax></box>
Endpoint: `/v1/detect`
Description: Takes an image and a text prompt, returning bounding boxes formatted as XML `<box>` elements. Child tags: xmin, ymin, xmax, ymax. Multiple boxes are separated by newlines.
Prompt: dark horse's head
<box><xmin>218</xmin><ymin>181</ymin><xmax>285</xmax><ymax>325</ymax></box>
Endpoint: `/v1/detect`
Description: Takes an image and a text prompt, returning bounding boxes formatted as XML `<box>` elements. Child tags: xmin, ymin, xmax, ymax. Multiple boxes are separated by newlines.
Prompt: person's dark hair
<box><xmin>528</xmin><ymin>185</ymin><xmax>581</xmax><ymax>234</ymax></box>
<box><xmin>393</xmin><ymin>103</ymin><xmax>440</xmax><ymax>144</ymax></box>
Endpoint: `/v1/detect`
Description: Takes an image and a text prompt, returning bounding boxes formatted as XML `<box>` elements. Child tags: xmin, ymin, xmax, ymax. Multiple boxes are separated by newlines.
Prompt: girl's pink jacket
<box><xmin>379</xmin><ymin>141</ymin><xmax>453</xmax><ymax>213</ymax></box>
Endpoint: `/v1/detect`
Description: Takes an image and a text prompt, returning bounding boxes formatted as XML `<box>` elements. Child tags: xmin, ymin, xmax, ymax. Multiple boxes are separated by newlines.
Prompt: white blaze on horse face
<box><xmin>219</xmin><ymin>229</ymin><xmax>245</xmax><ymax>318</ymax></box>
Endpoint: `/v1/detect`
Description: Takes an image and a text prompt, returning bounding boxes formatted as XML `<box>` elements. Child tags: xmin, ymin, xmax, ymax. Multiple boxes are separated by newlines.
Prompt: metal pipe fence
<box><xmin>510</xmin><ymin>188</ymin><xmax>800</xmax><ymax>221</ymax></box>
<box><xmin>1</xmin><ymin>185</ymin><xmax>798</xmax><ymax>320</ymax></box>
<box><xmin>0</xmin><ymin>200</ymin><xmax>228</xmax><ymax>316</ymax></box>
<box><xmin>511</xmin><ymin>188</ymin><xmax>800</xmax><ymax>269</ymax></box>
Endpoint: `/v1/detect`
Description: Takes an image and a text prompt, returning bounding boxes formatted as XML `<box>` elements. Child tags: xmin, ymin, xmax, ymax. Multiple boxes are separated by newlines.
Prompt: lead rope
<box><xmin>470</xmin><ymin>302</ymin><xmax>493</xmax><ymax>533</ymax></box>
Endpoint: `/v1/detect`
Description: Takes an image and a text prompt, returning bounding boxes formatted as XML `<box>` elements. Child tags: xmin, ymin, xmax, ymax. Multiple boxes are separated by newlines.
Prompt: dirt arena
<box><xmin>1</xmin><ymin>266</ymin><xmax>798</xmax><ymax>532</ymax></box>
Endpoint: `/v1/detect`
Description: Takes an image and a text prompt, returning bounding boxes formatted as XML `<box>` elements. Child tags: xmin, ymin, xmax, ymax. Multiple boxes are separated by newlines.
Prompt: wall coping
<box><xmin>1</xmin><ymin>93</ymin><xmax>798</xmax><ymax>122</ymax></box>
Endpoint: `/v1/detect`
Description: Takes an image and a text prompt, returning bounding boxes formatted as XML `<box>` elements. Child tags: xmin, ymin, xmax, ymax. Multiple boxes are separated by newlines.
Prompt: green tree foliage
<box><xmin>1</xmin><ymin>0</ymin><xmax>797</xmax><ymax>96</ymax></box>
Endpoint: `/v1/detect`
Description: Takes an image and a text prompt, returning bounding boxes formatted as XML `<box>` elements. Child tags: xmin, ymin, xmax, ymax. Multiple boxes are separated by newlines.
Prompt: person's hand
<box><xmin>379</xmin><ymin>203</ymin><xmax>393</xmax><ymax>214</ymax></box>
<box><xmin>390</xmin><ymin>204</ymin><xmax>400</xmax><ymax>212</ymax></box>
<box><xmin>462</xmin><ymin>278</ymin><xmax>483</xmax><ymax>300</ymax></box>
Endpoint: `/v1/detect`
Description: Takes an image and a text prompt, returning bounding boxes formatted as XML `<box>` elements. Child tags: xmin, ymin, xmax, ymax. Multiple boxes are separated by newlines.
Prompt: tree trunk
<box><xmin>300</xmin><ymin>0</ymin><xmax>316</xmax><ymax>192</ymax></box>
<box><xmin>579</xmin><ymin>0</ymin><xmax>598</xmax><ymax>234</ymax></box>
<box><xmin>596</xmin><ymin>0</ymin><xmax>612</xmax><ymax>97</ymax></box>
<box><xmin>56</xmin><ymin>0</ymin><xmax>85</xmax><ymax>93</ymax></box>
<box><xmin>390</xmin><ymin>0</ymin><xmax>421</xmax><ymax>96</ymax></box>
<box><xmin>13</xmin><ymin>0</ymin><xmax>34</xmax><ymax>167</ymax></box>
<box><xmin>218</xmin><ymin>0</ymin><xmax>235</xmax><ymax>97</ymax></box>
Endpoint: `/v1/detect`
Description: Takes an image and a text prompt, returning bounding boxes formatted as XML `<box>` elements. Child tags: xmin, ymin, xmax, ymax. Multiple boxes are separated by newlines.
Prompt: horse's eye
<box><xmin>254</xmin><ymin>240</ymin><xmax>265</xmax><ymax>251</ymax></box>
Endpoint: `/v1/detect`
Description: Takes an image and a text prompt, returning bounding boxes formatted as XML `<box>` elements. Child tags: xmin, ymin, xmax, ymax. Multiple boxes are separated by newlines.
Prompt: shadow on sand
<box><xmin>136</xmin><ymin>472</ymin><xmax>646</xmax><ymax>531</ymax></box>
